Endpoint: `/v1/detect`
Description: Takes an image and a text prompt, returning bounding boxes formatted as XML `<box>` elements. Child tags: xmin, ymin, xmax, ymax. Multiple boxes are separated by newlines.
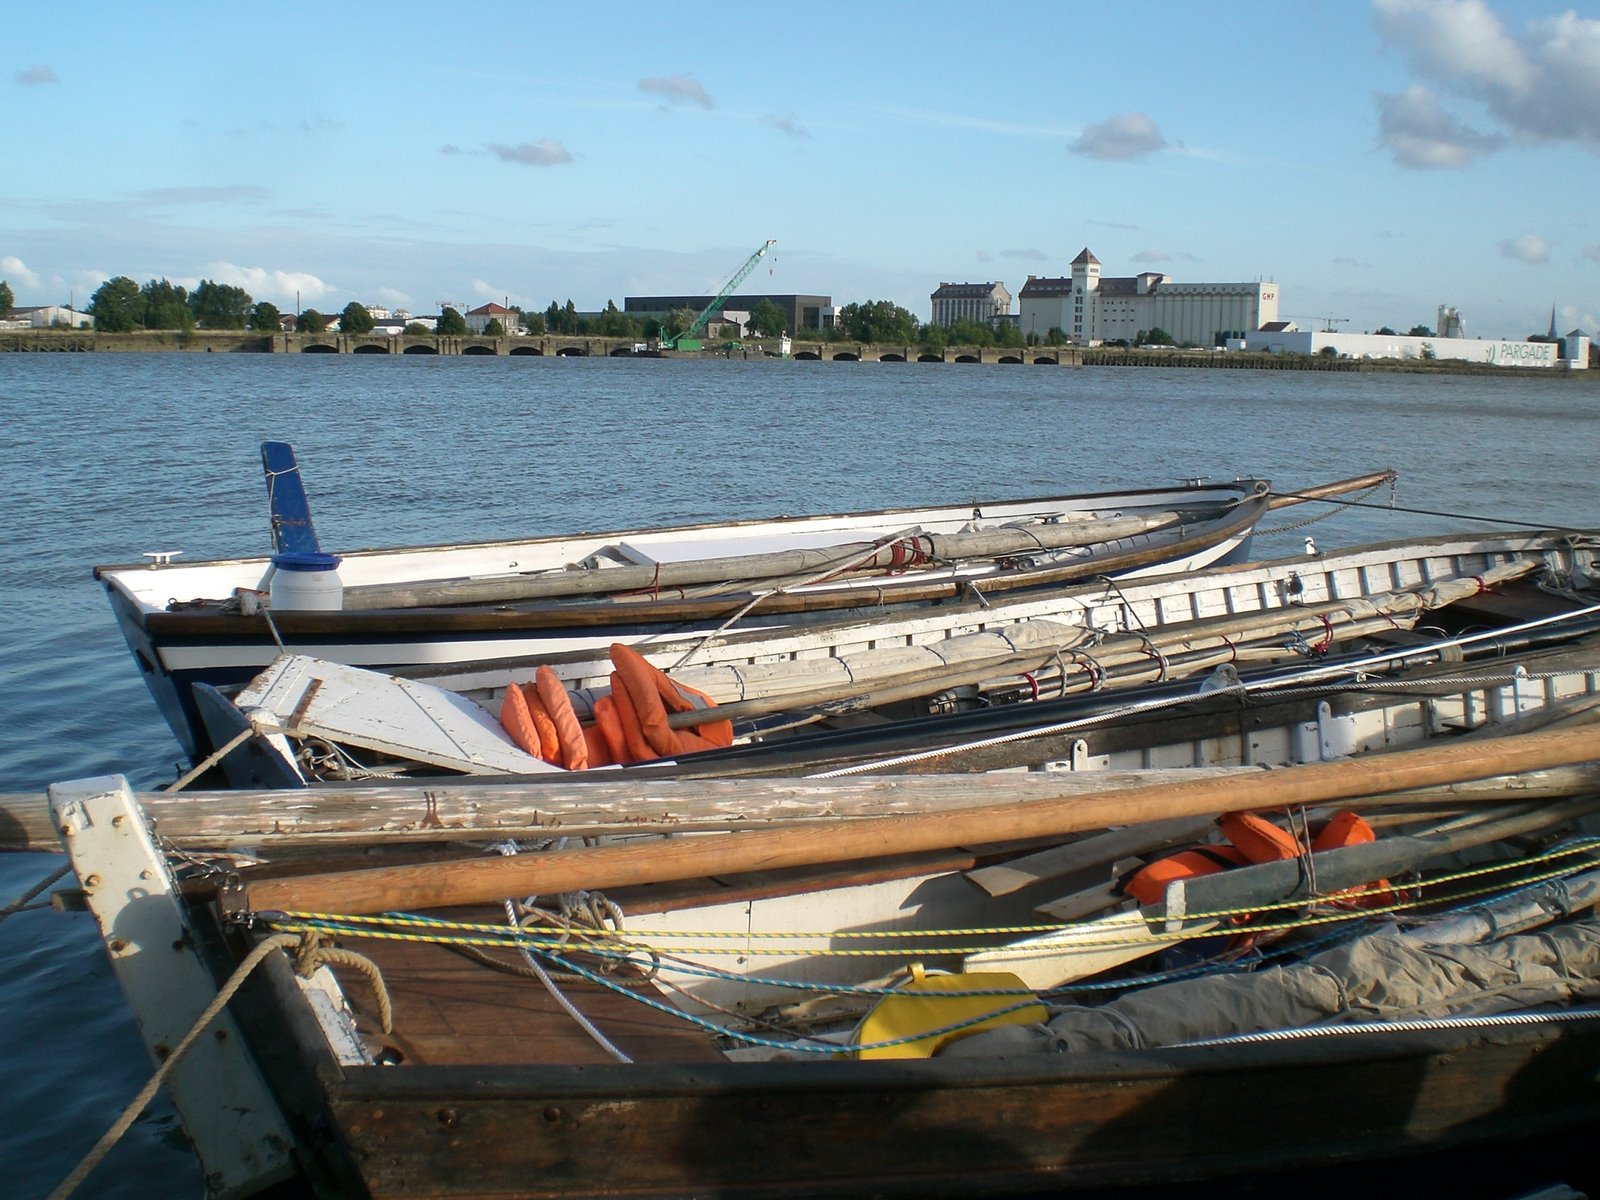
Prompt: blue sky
<box><xmin>4</xmin><ymin>0</ymin><xmax>1597</xmax><ymax>338</ymax></box>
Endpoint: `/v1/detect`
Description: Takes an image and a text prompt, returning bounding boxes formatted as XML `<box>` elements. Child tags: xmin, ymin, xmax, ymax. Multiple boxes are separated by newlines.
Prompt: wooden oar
<box><xmin>338</xmin><ymin>507</ymin><xmax>1222</xmax><ymax>611</ymax></box>
<box><xmin>228</xmin><ymin>724</ymin><xmax>1600</xmax><ymax>916</ymax></box>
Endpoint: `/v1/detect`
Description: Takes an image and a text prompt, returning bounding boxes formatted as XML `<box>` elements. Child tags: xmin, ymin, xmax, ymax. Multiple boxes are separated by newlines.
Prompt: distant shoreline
<box><xmin>0</xmin><ymin>328</ymin><xmax>1590</xmax><ymax>377</ymax></box>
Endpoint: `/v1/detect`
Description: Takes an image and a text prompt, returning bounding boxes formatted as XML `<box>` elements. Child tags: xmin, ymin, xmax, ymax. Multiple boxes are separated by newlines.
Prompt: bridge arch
<box><xmin>352</xmin><ymin>342</ymin><xmax>388</xmax><ymax>354</ymax></box>
<box><xmin>917</xmin><ymin>353</ymin><xmax>944</xmax><ymax>363</ymax></box>
<box><xmin>402</xmin><ymin>342</ymin><xmax>437</xmax><ymax>354</ymax></box>
<box><xmin>555</xmin><ymin>345</ymin><xmax>588</xmax><ymax>357</ymax></box>
<box><xmin>831</xmin><ymin>351</ymin><xmax>860</xmax><ymax>362</ymax></box>
<box><xmin>461</xmin><ymin>344</ymin><xmax>497</xmax><ymax>356</ymax></box>
<box><xmin>953</xmin><ymin>353</ymin><xmax>981</xmax><ymax>363</ymax></box>
<box><xmin>1032</xmin><ymin>354</ymin><xmax>1059</xmax><ymax>365</ymax></box>
<box><xmin>301</xmin><ymin>342</ymin><xmax>337</xmax><ymax>354</ymax></box>
<box><xmin>509</xmin><ymin>345</ymin><xmax>544</xmax><ymax>356</ymax></box>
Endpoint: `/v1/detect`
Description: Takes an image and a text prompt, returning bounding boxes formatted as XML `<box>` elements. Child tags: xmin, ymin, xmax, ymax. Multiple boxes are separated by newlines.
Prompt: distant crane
<box><xmin>1285</xmin><ymin>314</ymin><xmax>1349</xmax><ymax>333</ymax></box>
<box><xmin>662</xmin><ymin>239</ymin><xmax>777</xmax><ymax>351</ymax></box>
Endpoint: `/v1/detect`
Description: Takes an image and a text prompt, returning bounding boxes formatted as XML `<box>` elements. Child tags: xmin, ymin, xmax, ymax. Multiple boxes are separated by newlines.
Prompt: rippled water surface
<box><xmin>2</xmin><ymin>353</ymin><xmax>1597</xmax><ymax>1197</ymax></box>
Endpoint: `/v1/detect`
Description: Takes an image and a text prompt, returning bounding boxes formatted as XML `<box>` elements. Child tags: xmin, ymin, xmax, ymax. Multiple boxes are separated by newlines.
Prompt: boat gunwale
<box><xmin>313</xmin><ymin>1008</ymin><xmax>1599</xmax><ymax>1097</ymax></box>
<box><xmin>93</xmin><ymin>478</ymin><xmax>1265</xmax><ymax>585</ymax></box>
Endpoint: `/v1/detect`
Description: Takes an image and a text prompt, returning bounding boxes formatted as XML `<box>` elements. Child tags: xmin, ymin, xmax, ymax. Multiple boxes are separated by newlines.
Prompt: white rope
<box><xmin>496</xmin><ymin>844</ymin><xmax>633</xmax><ymax>1064</ymax></box>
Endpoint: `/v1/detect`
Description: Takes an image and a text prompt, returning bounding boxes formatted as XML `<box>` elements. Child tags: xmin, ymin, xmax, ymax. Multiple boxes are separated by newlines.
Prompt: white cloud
<box><xmin>1373</xmin><ymin>0</ymin><xmax>1600</xmax><ymax>159</ymax></box>
<box><xmin>488</xmin><ymin>139</ymin><xmax>574</xmax><ymax>166</ymax></box>
<box><xmin>0</xmin><ymin>255</ymin><xmax>41</xmax><ymax>288</ymax></box>
<box><xmin>639</xmin><ymin>74</ymin><xmax>713</xmax><ymax>108</ymax></box>
<box><xmin>1559</xmin><ymin>304</ymin><xmax>1598</xmax><ymax>333</ymax></box>
<box><xmin>1373</xmin><ymin>0</ymin><xmax>1536</xmax><ymax>93</ymax></box>
<box><xmin>15</xmin><ymin>65</ymin><xmax>57</xmax><ymax>86</ymax></box>
<box><xmin>1498</xmin><ymin>233</ymin><xmax>1551</xmax><ymax>264</ymax></box>
<box><xmin>1582</xmin><ymin>245</ymin><xmax>1600</xmax><ymax>263</ymax></box>
<box><xmin>1070</xmin><ymin>113</ymin><xmax>1168</xmax><ymax>161</ymax></box>
<box><xmin>1375</xmin><ymin>85</ymin><xmax>1503</xmax><ymax>167</ymax></box>
<box><xmin>202</xmin><ymin>261</ymin><xmax>335</xmax><ymax>305</ymax></box>
<box><xmin>469</xmin><ymin>279</ymin><xmax>531</xmax><ymax>307</ymax></box>
<box><xmin>370</xmin><ymin>286</ymin><xmax>413</xmax><ymax>309</ymax></box>
<box><xmin>1131</xmin><ymin>249</ymin><xmax>1173</xmax><ymax>264</ymax></box>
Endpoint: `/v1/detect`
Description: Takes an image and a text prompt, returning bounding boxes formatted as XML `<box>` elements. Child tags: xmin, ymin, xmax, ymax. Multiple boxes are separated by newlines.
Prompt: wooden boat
<box><xmin>37</xmin><ymin>721</ymin><xmax>1600</xmax><ymax>1198</ymax></box>
<box><xmin>91</xmin><ymin>445</ymin><xmax>1378</xmax><ymax>762</ymax></box>
<box><xmin>191</xmin><ymin>526</ymin><xmax>1600</xmax><ymax>788</ymax></box>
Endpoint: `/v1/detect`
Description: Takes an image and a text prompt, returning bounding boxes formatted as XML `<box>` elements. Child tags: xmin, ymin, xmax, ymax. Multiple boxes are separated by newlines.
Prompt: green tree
<box><xmin>1142</xmin><ymin>326</ymin><xmax>1174</xmax><ymax>346</ymax></box>
<box><xmin>1045</xmin><ymin>326</ymin><xmax>1067</xmax><ymax>346</ymax></box>
<box><xmin>1407</xmin><ymin>324</ymin><xmax>1433</xmax><ymax>338</ymax></box>
<box><xmin>340</xmin><ymin>301</ymin><xmax>375</xmax><ymax>334</ymax></box>
<box><xmin>661</xmin><ymin>306</ymin><xmax>698</xmax><ymax>340</ymax></box>
<box><xmin>89</xmin><ymin>276</ymin><xmax>144</xmax><ymax>332</ymax></box>
<box><xmin>837</xmin><ymin>299</ymin><xmax>918</xmax><ymax>344</ymax></box>
<box><xmin>640</xmin><ymin>316</ymin><xmax>661</xmax><ymax>339</ymax></box>
<box><xmin>436</xmin><ymin>306</ymin><xmax>468</xmax><ymax>335</ymax></box>
<box><xmin>189</xmin><ymin>279</ymin><xmax>253</xmax><ymax>329</ymax></box>
<box><xmin>746</xmin><ymin>298</ymin><xmax>788</xmax><ymax>337</ymax></box>
<box><xmin>403</xmin><ymin>322</ymin><xmax>429</xmax><ymax>336</ymax></box>
<box><xmin>296</xmin><ymin>308</ymin><xmax>328</xmax><ymax>333</ymax></box>
<box><xmin>483</xmin><ymin>317</ymin><xmax>506</xmax><ymax>336</ymax></box>
<box><xmin>0</xmin><ymin>279</ymin><xmax>12</xmax><ymax>318</ymax></box>
<box><xmin>592</xmin><ymin>300</ymin><xmax>638</xmax><ymax>338</ymax></box>
<box><xmin>1374</xmin><ymin>325</ymin><xmax>1397</xmax><ymax>336</ymax></box>
<box><xmin>921</xmin><ymin>324</ymin><xmax>948</xmax><ymax>356</ymax></box>
<box><xmin>249</xmin><ymin>301</ymin><xmax>283</xmax><ymax>332</ymax></box>
<box><xmin>139</xmin><ymin>278</ymin><xmax>193</xmax><ymax>329</ymax></box>
<box><xmin>520</xmin><ymin>311</ymin><xmax>546</xmax><ymax>335</ymax></box>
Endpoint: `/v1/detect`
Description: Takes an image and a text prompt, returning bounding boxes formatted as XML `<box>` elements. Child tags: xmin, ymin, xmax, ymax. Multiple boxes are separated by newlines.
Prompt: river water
<box><xmin>2</xmin><ymin>354</ymin><xmax>1597</xmax><ymax>1198</ymax></box>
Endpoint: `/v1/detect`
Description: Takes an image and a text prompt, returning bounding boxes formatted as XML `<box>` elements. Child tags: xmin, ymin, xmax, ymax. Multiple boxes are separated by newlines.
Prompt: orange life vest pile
<box><xmin>1121</xmin><ymin>809</ymin><xmax>1394</xmax><ymax>909</ymax></box>
<box><xmin>499</xmin><ymin>643</ymin><xmax>734</xmax><ymax>771</ymax></box>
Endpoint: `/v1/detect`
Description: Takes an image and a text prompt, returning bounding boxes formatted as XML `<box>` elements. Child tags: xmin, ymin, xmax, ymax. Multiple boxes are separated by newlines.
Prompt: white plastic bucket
<box><xmin>268</xmin><ymin>551</ymin><xmax>344</xmax><ymax>610</ymax></box>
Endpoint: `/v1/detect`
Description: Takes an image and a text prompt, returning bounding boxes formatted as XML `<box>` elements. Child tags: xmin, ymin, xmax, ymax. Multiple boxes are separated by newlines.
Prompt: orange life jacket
<box><xmin>534</xmin><ymin>665</ymin><xmax>589</xmax><ymax>771</ymax></box>
<box><xmin>1121</xmin><ymin>809</ymin><xmax>1391</xmax><ymax>909</ymax></box>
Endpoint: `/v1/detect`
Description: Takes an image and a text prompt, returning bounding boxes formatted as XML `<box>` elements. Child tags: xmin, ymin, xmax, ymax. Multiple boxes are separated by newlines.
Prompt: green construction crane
<box><xmin>663</xmin><ymin>239</ymin><xmax>776</xmax><ymax>351</ymax></box>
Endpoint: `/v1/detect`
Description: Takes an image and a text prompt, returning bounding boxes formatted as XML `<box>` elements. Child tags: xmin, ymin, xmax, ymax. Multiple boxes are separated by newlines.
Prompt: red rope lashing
<box><xmin>1022</xmin><ymin>671</ymin><xmax>1039</xmax><ymax>701</ymax></box>
<box><xmin>1312</xmin><ymin>613</ymin><xmax>1334</xmax><ymax>654</ymax></box>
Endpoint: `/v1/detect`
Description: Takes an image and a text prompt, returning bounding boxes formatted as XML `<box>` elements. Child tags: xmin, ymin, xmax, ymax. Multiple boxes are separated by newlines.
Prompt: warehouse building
<box><xmin>1018</xmin><ymin>249</ymin><xmax>1278</xmax><ymax>347</ymax></box>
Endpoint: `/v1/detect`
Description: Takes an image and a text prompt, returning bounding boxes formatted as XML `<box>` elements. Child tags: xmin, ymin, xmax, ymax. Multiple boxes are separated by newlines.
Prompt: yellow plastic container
<box><xmin>853</xmin><ymin>963</ymin><xmax>1047</xmax><ymax>1060</ymax></box>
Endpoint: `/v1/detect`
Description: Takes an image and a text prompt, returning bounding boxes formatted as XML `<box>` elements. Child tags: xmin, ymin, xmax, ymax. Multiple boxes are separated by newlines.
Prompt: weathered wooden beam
<box><xmin>237</xmin><ymin>725</ymin><xmax>1600</xmax><ymax>916</ymax></box>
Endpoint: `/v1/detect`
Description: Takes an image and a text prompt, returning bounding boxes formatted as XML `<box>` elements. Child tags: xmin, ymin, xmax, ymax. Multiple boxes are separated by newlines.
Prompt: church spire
<box><xmin>1549</xmin><ymin>304</ymin><xmax>1558</xmax><ymax>340</ymax></box>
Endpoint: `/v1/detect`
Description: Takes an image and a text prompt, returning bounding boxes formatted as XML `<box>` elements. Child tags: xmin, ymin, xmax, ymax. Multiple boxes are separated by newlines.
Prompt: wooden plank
<box><xmin>239</xmin><ymin>725</ymin><xmax>1600</xmax><ymax>916</ymax></box>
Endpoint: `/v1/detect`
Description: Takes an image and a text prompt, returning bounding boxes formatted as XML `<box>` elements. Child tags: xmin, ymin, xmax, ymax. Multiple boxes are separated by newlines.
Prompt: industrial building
<box><xmin>929</xmin><ymin>282</ymin><xmax>1012</xmax><ymax>328</ymax></box>
<box><xmin>1240</xmin><ymin>327</ymin><xmax>1588</xmax><ymax>369</ymax></box>
<box><xmin>1017</xmin><ymin>249</ymin><xmax>1278</xmax><ymax>347</ymax></box>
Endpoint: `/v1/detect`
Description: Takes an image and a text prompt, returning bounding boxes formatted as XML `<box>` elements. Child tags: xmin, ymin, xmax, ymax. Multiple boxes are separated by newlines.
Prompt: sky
<box><xmin>4</xmin><ymin>0</ymin><xmax>1598</xmax><ymax>339</ymax></box>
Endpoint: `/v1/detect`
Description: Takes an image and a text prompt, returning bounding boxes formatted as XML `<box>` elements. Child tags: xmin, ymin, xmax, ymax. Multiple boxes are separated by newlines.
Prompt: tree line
<box><xmin>9</xmin><ymin>274</ymin><xmax>1084</xmax><ymax>347</ymax></box>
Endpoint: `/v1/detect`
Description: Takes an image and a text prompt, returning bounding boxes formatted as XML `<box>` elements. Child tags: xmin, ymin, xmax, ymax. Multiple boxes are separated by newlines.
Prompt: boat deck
<box><xmin>344</xmin><ymin>916</ymin><xmax>727</xmax><ymax>1067</ymax></box>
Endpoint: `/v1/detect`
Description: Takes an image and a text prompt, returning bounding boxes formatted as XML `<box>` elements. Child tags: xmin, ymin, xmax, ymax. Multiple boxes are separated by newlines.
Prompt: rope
<box><xmin>495</xmin><ymin>844</ymin><xmax>633</xmax><ymax>1063</ymax></box>
<box><xmin>1263</xmin><ymin>494</ymin><xmax>1598</xmax><ymax>535</ymax></box>
<box><xmin>46</xmin><ymin>933</ymin><xmax>300</xmax><ymax>1200</ymax></box>
<box><xmin>1175</xmin><ymin>1005</ymin><xmax>1600</xmax><ymax>1048</ymax></box>
<box><xmin>166</xmin><ymin>727</ymin><xmax>255</xmax><ymax>793</ymax></box>
<box><xmin>258</xmin><ymin>839</ymin><xmax>1600</xmax><ymax>962</ymax></box>
<box><xmin>804</xmin><ymin>602</ymin><xmax>1600</xmax><ymax>779</ymax></box>
<box><xmin>666</xmin><ymin>525</ymin><xmax>928</xmax><ymax>670</ymax></box>
<box><xmin>1256</xmin><ymin>478</ymin><xmax>1395</xmax><ymax>536</ymax></box>
<box><xmin>0</xmin><ymin>862</ymin><xmax>70</xmax><ymax>925</ymax></box>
